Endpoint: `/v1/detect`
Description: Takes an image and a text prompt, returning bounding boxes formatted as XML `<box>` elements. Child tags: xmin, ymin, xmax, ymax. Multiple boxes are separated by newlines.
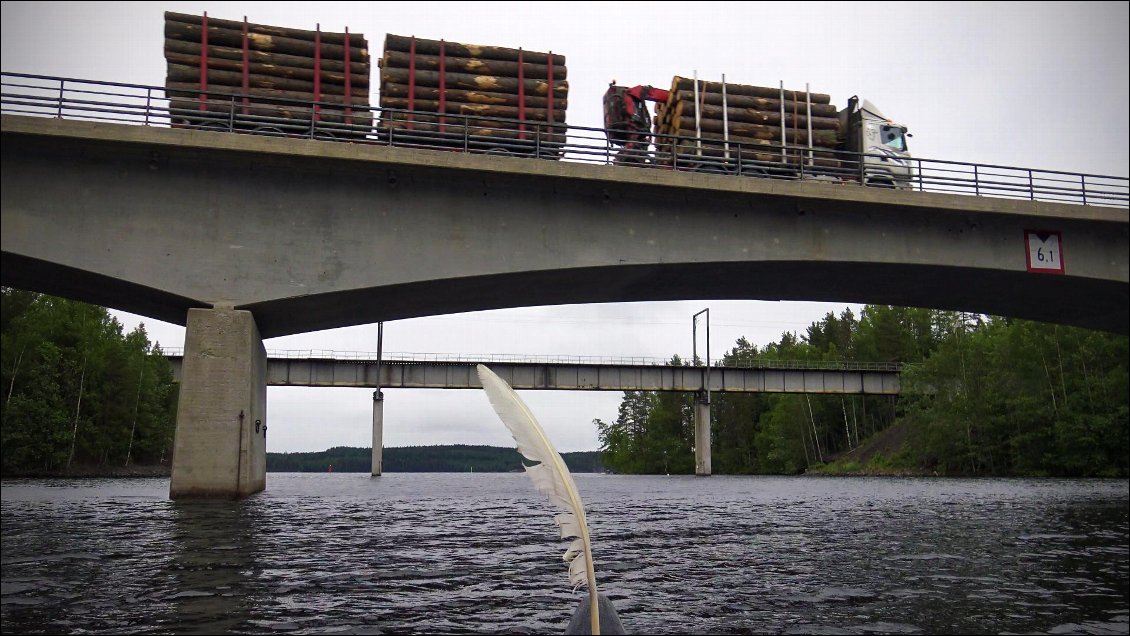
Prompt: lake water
<box><xmin>2</xmin><ymin>474</ymin><xmax>1127</xmax><ymax>634</ymax></box>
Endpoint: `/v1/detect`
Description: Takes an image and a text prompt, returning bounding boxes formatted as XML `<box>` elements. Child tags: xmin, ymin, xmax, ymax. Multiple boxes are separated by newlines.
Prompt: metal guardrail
<box><xmin>159</xmin><ymin>347</ymin><xmax>904</xmax><ymax>372</ymax></box>
<box><xmin>3</xmin><ymin>72</ymin><xmax>1127</xmax><ymax>209</ymax></box>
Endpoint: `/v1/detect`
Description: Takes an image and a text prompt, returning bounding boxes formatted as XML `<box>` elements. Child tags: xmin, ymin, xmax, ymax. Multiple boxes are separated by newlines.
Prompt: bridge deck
<box><xmin>167</xmin><ymin>357</ymin><xmax>901</xmax><ymax>395</ymax></box>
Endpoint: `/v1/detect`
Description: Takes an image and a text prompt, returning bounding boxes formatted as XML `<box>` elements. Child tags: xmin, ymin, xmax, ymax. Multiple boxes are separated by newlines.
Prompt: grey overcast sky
<box><xmin>2</xmin><ymin>2</ymin><xmax>1127</xmax><ymax>453</ymax></box>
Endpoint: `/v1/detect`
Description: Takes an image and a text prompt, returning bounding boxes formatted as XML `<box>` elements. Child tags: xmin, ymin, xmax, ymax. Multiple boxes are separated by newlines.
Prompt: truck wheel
<box><xmin>690</xmin><ymin>162</ymin><xmax>729</xmax><ymax>175</ymax></box>
<box><xmin>184</xmin><ymin>120</ymin><xmax>229</xmax><ymax>133</ymax></box>
<box><xmin>252</xmin><ymin>126</ymin><xmax>287</xmax><ymax>138</ymax></box>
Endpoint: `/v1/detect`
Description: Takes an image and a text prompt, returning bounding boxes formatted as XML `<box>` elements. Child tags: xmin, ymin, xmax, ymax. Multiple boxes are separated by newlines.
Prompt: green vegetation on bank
<box><xmin>268</xmin><ymin>445</ymin><xmax>603</xmax><ymax>473</ymax></box>
<box><xmin>1</xmin><ymin>289</ymin><xmax>179</xmax><ymax>475</ymax></box>
<box><xmin>598</xmin><ymin>307</ymin><xmax>1128</xmax><ymax>477</ymax></box>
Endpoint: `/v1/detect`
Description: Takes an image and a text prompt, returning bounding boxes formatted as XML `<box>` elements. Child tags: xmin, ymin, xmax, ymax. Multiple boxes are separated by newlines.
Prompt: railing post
<box><xmin>1081</xmin><ymin>174</ymin><xmax>1088</xmax><ymax>205</ymax></box>
<box><xmin>56</xmin><ymin>79</ymin><xmax>64</xmax><ymax>119</ymax></box>
<box><xmin>1028</xmin><ymin>169</ymin><xmax>1035</xmax><ymax>201</ymax></box>
<box><xmin>145</xmin><ymin>87</ymin><xmax>152</xmax><ymax>127</ymax></box>
<box><xmin>974</xmin><ymin>164</ymin><xmax>980</xmax><ymax>196</ymax></box>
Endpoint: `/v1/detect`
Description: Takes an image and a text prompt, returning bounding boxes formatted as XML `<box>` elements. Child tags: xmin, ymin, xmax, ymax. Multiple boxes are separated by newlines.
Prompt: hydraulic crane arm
<box><xmin>603</xmin><ymin>82</ymin><xmax>670</xmax><ymax>164</ymax></box>
<box><xmin>603</xmin><ymin>82</ymin><xmax>670</xmax><ymax>144</ymax></box>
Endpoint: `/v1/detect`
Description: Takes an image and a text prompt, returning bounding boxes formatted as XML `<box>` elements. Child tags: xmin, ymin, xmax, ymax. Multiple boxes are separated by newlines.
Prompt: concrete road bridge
<box><xmin>2</xmin><ymin>75</ymin><xmax>1127</xmax><ymax>498</ymax></box>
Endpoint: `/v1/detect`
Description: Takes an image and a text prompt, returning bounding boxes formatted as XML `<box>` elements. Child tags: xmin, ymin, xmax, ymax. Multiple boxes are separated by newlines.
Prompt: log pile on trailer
<box><xmin>163</xmin><ymin>12</ymin><xmax>372</xmax><ymax>136</ymax></box>
<box><xmin>377</xmin><ymin>34</ymin><xmax>568</xmax><ymax>156</ymax></box>
<box><xmin>653</xmin><ymin>76</ymin><xmax>843</xmax><ymax>169</ymax></box>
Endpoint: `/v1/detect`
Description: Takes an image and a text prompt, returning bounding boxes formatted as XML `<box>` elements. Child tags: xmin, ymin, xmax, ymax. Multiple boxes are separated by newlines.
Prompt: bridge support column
<box><xmin>170</xmin><ymin>308</ymin><xmax>267</xmax><ymax>499</ymax></box>
<box><xmin>372</xmin><ymin>390</ymin><xmax>384</xmax><ymax>476</ymax></box>
<box><xmin>695</xmin><ymin>392</ymin><xmax>711</xmax><ymax>476</ymax></box>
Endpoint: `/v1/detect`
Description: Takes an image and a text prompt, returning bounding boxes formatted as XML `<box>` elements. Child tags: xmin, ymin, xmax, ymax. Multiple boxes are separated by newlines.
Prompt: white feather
<box><xmin>476</xmin><ymin>364</ymin><xmax>601</xmax><ymax>635</ymax></box>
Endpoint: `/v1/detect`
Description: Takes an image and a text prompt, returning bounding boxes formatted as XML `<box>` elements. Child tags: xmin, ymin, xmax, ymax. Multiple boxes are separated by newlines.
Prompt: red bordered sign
<box><xmin>1024</xmin><ymin>229</ymin><xmax>1065</xmax><ymax>275</ymax></box>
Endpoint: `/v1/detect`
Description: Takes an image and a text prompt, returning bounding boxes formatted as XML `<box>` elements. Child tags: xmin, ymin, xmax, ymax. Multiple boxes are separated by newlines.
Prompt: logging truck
<box><xmin>603</xmin><ymin>77</ymin><xmax>915</xmax><ymax>187</ymax></box>
<box><xmin>163</xmin><ymin>12</ymin><xmax>910</xmax><ymax>182</ymax></box>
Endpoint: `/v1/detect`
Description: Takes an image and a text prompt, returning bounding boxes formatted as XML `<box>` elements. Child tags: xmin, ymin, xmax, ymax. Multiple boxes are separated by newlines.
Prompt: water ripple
<box><xmin>2</xmin><ymin>475</ymin><xmax>1127</xmax><ymax>634</ymax></box>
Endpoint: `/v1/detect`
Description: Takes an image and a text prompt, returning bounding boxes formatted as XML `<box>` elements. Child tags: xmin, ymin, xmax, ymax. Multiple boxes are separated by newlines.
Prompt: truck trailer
<box><xmin>374</xmin><ymin>33</ymin><xmax>568</xmax><ymax>158</ymax></box>
<box><xmin>163</xmin><ymin>11</ymin><xmax>372</xmax><ymax>139</ymax></box>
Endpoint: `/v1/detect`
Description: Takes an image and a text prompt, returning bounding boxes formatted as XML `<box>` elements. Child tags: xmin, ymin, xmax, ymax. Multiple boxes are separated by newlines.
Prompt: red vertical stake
<box><xmin>438</xmin><ymin>40</ymin><xmax>446</xmax><ymax>133</ymax></box>
<box><xmin>547</xmin><ymin>51</ymin><xmax>555</xmax><ymax>126</ymax></box>
<box><xmin>407</xmin><ymin>36</ymin><xmax>416</xmax><ymax>129</ymax></box>
<box><xmin>199</xmin><ymin>12</ymin><xmax>208</xmax><ymax>111</ymax></box>
<box><xmin>313</xmin><ymin>24</ymin><xmax>322</xmax><ymax>123</ymax></box>
<box><xmin>344</xmin><ymin>27</ymin><xmax>353</xmax><ymax>126</ymax></box>
<box><xmin>517</xmin><ymin>49</ymin><xmax>526</xmax><ymax>141</ymax></box>
<box><xmin>241</xmin><ymin>16</ymin><xmax>249</xmax><ymax>116</ymax></box>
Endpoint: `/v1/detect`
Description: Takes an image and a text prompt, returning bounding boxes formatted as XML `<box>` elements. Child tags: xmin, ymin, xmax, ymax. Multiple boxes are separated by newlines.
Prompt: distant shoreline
<box><xmin>1</xmin><ymin>464</ymin><xmax>173</xmax><ymax>479</ymax></box>
<box><xmin>5</xmin><ymin>468</ymin><xmax>1124</xmax><ymax>479</ymax></box>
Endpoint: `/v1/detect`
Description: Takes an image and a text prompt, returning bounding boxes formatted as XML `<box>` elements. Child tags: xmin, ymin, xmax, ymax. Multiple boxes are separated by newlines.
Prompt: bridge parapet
<box><xmin>4</xmin><ymin>73</ymin><xmax>1127</xmax><ymax>209</ymax></box>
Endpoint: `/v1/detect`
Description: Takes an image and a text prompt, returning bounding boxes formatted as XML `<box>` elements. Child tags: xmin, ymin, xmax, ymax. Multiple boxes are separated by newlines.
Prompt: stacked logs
<box><xmin>377</xmin><ymin>34</ymin><xmax>568</xmax><ymax>153</ymax></box>
<box><xmin>653</xmin><ymin>76</ymin><xmax>843</xmax><ymax>167</ymax></box>
<box><xmin>164</xmin><ymin>12</ymin><xmax>372</xmax><ymax>134</ymax></box>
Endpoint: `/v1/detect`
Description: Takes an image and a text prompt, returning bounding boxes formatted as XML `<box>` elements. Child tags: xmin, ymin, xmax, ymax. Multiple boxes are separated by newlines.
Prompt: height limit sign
<box><xmin>1025</xmin><ymin>229</ymin><xmax>1065</xmax><ymax>275</ymax></box>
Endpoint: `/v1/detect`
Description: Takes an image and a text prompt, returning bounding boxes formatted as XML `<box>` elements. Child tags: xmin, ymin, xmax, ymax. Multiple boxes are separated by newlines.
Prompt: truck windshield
<box><xmin>881</xmin><ymin>125</ymin><xmax>907</xmax><ymax>152</ymax></box>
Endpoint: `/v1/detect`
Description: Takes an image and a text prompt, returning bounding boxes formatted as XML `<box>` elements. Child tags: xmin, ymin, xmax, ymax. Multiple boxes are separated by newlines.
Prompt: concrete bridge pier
<box><xmin>169</xmin><ymin>308</ymin><xmax>267</xmax><ymax>499</ymax></box>
<box><xmin>372</xmin><ymin>390</ymin><xmax>384</xmax><ymax>476</ymax></box>
<box><xmin>695</xmin><ymin>392</ymin><xmax>711</xmax><ymax>477</ymax></box>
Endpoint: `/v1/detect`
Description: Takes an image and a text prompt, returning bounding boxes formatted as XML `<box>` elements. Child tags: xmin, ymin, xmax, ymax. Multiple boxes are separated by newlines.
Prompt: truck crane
<box><xmin>602</xmin><ymin>82</ymin><xmax>669</xmax><ymax>166</ymax></box>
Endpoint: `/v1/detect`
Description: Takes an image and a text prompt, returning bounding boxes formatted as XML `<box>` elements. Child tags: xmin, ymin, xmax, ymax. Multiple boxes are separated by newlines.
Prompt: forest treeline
<box><xmin>1</xmin><ymin>289</ymin><xmax>179</xmax><ymax>475</ymax></box>
<box><xmin>268</xmin><ymin>445</ymin><xmax>604</xmax><ymax>473</ymax></box>
<box><xmin>1</xmin><ymin>290</ymin><xmax>609</xmax><ymax>476</ymax></box>
<box><xmin>598</xmin><ymin>307</ymin><xmax>1128</xmax><ymax>477</ymax></box>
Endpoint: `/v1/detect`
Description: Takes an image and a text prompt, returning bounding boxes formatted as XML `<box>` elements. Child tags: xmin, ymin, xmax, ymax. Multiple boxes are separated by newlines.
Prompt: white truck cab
<box><xmin>841</xmin><ymin>96</ymin><xmax>915</xmax><ymax>188</ymax></box>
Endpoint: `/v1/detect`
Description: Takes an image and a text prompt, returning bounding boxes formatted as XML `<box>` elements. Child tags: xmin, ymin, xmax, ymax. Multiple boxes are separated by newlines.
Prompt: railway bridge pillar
<box><xmin>695</xmin><ymin>391</ymin><xmax>711</xmax><ymax>477</ymax></box>
<box><xmin>372</xmin><ymin>390</ymin><xmax>384</xmax><ymax>476</ymax></box>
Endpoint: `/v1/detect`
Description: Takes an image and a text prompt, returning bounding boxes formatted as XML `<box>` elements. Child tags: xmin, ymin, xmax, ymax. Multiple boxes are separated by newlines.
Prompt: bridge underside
<box><xmin>3</xmin><ymin>252</ymin><xmax>1125</xmax><ymax>337</ymax></box>
<box><xmin>242</xmin><ymin>260</ymin><xmax>1127</xmax><ymax>336</ymax></box>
